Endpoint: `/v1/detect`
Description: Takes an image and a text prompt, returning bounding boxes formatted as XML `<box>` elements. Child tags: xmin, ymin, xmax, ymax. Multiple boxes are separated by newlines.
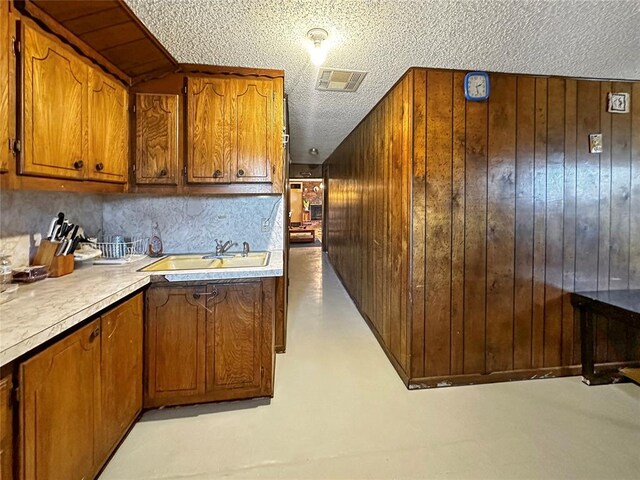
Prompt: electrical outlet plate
<box><xmin>261</xmin><ymin>218</ymin><xmax>270</xmax><ymax>233</ymax></box>
<box><xmin>589</xmin><ymin>133</ymin><xmax>603</xmax><ymax>154</ymax></box>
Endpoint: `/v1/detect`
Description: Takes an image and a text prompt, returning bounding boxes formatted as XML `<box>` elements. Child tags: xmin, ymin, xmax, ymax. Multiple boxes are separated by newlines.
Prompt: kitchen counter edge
<box><xmin>0</xmin><ymin>251</ymin><xmax>283</xmax><ymax>366</ymax></box>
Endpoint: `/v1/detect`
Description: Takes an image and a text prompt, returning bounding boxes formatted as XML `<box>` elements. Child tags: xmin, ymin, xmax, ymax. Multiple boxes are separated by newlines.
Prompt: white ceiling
<box><xmin>126</xmin><ymin>0</ymin><xmax>640</xmax><ymax>164</ymax></box>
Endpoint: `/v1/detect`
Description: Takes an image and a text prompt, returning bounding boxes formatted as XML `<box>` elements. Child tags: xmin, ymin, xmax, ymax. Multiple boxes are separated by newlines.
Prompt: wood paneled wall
<box><xmin>327</xmin><ymin>74</ymin><xmax>413</xmax><ymax>377</ymax></box>
<box><xmin>326</xmin><ymin>68</ymin><xmax>640</xmax><ymax>387</ymax></box>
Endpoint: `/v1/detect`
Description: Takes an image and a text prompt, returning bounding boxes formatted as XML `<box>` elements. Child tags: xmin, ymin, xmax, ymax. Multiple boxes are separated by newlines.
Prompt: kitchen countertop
<box><xmin>0</xmin><ymin>251</ymin><xmax>283</xmax><ymax>366</ymax></box>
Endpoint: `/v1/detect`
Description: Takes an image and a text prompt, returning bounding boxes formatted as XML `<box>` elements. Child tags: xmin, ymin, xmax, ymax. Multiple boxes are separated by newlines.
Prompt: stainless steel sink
<box><xmin>140</xmin><ymin>252</ymin><xmax>270</xmax><ymax>272</ymax></box>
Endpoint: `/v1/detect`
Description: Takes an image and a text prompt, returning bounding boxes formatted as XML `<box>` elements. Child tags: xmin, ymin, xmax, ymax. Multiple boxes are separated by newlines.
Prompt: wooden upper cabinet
<box><xmin>187</xmin><ymin>77</ymin><xmax>230</xmax><ymax>183</ymax></box>
<box><xmin>135</xmin><ymin>93</ymin><xmax>179</xmax><ymax>185</ymax></box>
<box><xmin>145</xmin><ymin>286</ymin><xmax>206</xmax><ymax>407</ymax></box>
<box><xmin>20</xmin><ymin>319</ymin><xmax>101</xmax><ymax>480</ymax></box>
<box><xmin>21</xmin><ymin>21</ymin><xmax>88</xmax><ymax>180</ymax></box>
<box><xmin>206</xmin><ymin>282</ymin><xmax>263</xmax><ymax>398</ymax></box>
<box><xmin>231</xmin><ymin>78</ymin><xmax>274</xmax><ymax>183</ymax></box>
<box><xmin>99</xmin><ymin>294</ymin><xmax>143</xmax><ymax>459</ymax></box>
<box><xmin>0</xmin><ymin>0</ymin><xmax>9</xmax><ymax>174</ymax></box>
<box><xmin>88</xmin><ymin>68</ymin><xmax>128</xmax><ymax>183</ymax></box>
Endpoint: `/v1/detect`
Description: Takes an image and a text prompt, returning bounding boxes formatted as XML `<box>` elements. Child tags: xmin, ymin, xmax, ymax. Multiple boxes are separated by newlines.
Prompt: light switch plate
<box><xmin>589</xmin><ymin>134</ymin><xmax>603</xmax><ymax>154</ymax></box>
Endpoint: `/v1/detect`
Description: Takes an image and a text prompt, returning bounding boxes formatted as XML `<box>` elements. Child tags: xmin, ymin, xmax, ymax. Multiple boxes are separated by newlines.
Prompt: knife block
<box><xmin>33</xmin><ymin>240</ymin><xmax>75</xmax><ymax>278</ymax></box>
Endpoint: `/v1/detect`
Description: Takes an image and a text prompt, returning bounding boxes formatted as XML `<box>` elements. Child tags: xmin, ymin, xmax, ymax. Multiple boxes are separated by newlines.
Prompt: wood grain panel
<box><xmin>0</xmin><ymin>371</ymin><xmax>12</xmax><ymax>480</ymax></box>
<box><xmin>187</xmin><ymin>77</ymin><xmax>230</xmax><ymax>183</ymax></box>
<box><xmin>88</xmin><ymin>68</ymin><xmax>128</xmax><ymax>183</ymax></box>
<box><xmin>145</xmin><ymin>287</ymin><xmax>206</xmax><ymax>405</ymax></box>
<box><xmin>232</xmin><ymin>78</ymin><xmax>274</xmax><ymax>182</ymax></box>
<box><xmin>99</xmin><ymin>294</ymin><xmax>143</xmax><ymax>459</ymax></box>
<box><xmin>0</xmin><ymin>0</ymin><xmax>9</xmax><ymax>173</ymax></box>
<box><xmin>411</xmin><ymin>69</ymin><xmax>426</xmax><ymax>378</ymax></box>
<box><xmin>20</xmin><ymin>320</ymin><xmax>101</xmax><ymax>480</ymax></box>
<box><xmin>135</xmin><ymin>93</ymin><xmax>179</xmax><ymax>185</ymax></box>
<box><xmin>326</xmin><ymin>68</ymin><xmax>639</xmax><ymax>388</ymax></box>
<box><xmin>486</xmin><ymin>74</ymin><xmax>517</xmax><ymax>372</ymax></box>
<box><xmin>326</xmin><ymin>73</ymin><xmax>413</xmax><ymax>377</ymax></box>
<box><xmin>631</xmin><ymin>83</ymin><xmax>640</xmax><ymax>289</ymax></box>
<box><xmin>543</xmin><ymin>78</ymin><xmax>565</xmax><ymax>367</ymax></box>
<box><xmin>462</xmin><ymin>97</ymin><xmax>488</xmax><ymax>375</ymax></box>
<box><xmin>562</xmin><ymin>79</ymin><xmax>578</xmax><ymax>366</ymax></box>
<box><xmin>22</xmin><ymin>21</ymin><xmax>88</xmax><ymax>179</ymax></box>
<box><xmin>450</xmin><ymin>71</ymin><xmax>466</xmax><ymax>375</ymax></box>
<box><xmin>424</xmin><ymin>70</ymin><xmax>453</xmax><ymax>377</ymax></box>
<box><xmin>531</xmin><ymin>78</ymin><xmax>548</xmax><ymax>369</ymax></box>
<box><xmin>513</xmin><ymin>76</ymin><xmax>535</xmax><ymax>369</ymax></box>
<box><xmin>207</xmin><ymin>283</ymin><xmax>262</xmax><ymax>392</ymax></box>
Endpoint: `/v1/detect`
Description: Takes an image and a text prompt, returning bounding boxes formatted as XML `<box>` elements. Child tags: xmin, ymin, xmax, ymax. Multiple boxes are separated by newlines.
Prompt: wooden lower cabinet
<box><xmin>19</xmin><ymin>294</ymin><xmax>143</xmax><ymax>480</ymax></box>
<box><xmin>99</xmin><ymin>294</ymin><xmax>143</xmax><ymax>459</ymax></box>
<box><xmin>145</xmin><ymin>279</ymin><xmax>275</xmax><ymax>408</ymax></box>
<box><xmin>0</xmin><ymin>371</ymin><xmax>12</xmax><ymax>480</ymax></box>
<box><xmin>20</xmin><ymin>319</ymin><xmax>101</xmax><ymax>480</ymax></box>
<box><xmin>145</xmin><ymin>286</ymin><xmax>207</xmax><ymax>406</ymax></box>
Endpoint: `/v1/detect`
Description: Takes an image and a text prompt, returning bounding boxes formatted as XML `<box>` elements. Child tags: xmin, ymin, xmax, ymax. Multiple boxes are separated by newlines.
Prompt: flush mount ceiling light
<box><xmin>309</xmin><ymin>147</ymin><xmax>319</xmax><ymax>155</ymax></box>
<box><xmin>307</xmin><ymin>28</ymin><xmax>328</xmax><ymax>66</ymax></box>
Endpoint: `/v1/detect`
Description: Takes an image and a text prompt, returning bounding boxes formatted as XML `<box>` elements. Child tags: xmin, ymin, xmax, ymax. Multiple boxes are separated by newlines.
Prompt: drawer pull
<box><xmin>213</xmin><ymin>169</ymin><xmax>223</xmax><ymax>178</ymax></box>
<box><xmin>95</xmin><ymin>162</ymin><xmax>104</xmax><ymax>171</ymax></box>
<box><xmin>159</xmin><ymin>168</ymin><xmax>168</xmax><ymax>177</ymax></box>
<box><xmin>237</xmin><ymin>169</ymin><xmax>245</xmax><ymax>177</ymax></box>
<box><xmin>73</xmin><ymin>159</ymin><xmax>84</xmax><ymax>170</ymax></box>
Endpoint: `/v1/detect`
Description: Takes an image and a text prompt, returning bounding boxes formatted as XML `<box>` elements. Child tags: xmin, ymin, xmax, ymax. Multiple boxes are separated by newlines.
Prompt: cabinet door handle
<box><xmin>213</xmin><ymin>169</ymin><xmax>222</xmax><ymax>178</ymax></box>
<box><xmin>237</xmin><ymin>169</ymin><xmax>245</xmax><ymax>177</ymax></box>
<box><xmin>95</xmin><ymin>162</ymin><xmax>104</xmax><ymax>171</ymax></box>
<box><xmin>73</xmin><ymin>159</ymin><xmax>84</xmax><ymax>170</ymax></box>
<box><xmin>89</xmin><ymin>327</ymin><xmax>101</xmax><ymax>342</ymax></box>
<box><xmin>159</xmin><ymin>168</ymin><xmax>168</xmax><ymax>177</ymax></box>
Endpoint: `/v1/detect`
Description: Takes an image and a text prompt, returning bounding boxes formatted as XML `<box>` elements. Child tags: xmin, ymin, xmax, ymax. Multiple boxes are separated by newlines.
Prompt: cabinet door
<box><xmin>87</xmin><ymin>68</ymin><xmax>128</xmax><ymax>183</ymax></box>
<box><xmin>20</xmin><ymin>319</ymin><xmax>101</xmax><ymax>480</ymax></box>
<box><xmin>231</xmin><ymin>78</ymin><xmax>274</xmax><ymax>183</ymax></box>
<box><xmin>0</xmin><ymin>372</ymin><xmax>12</xmax><ymax>480</ymax></box>
<box><xmin>100</xmin><ymin>294</ymin><xmax>143</xmax><ymax>459</ymax></box>
<box><xmin>135</xmin><ymin>94</ymin><xmax>179</xmax><ymax>185</ymax></box>
<box><xmin>187</xmin><ymin>77</ymin><xmax>230</xmax><ymax>183</ymax></box>
<box><xmin>206</xmin><ymin>283</ymin><xmax>263</xmax><ymax>399</ymax></box>
<box><xmin>145</xmin><ymin>287</ymin><xmax>206</xmax><ymax>406</ymax></box>
<box><xmin>21</xmin><ymin>22</ymin><xmax>88</xmax><ymax>179</ymax></box>
<box><xmin>0</xmin><ymin>0</ymin><xmax>9</xmax><ymax>173</ymax></box>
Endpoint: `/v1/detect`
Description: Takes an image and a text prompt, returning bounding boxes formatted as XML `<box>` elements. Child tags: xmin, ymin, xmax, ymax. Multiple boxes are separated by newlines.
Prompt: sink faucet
<box><xmin>242</xmin><ymin>242</ymin><xmax>250</xmax><ymax>257</ymax></box>
<box><xmin>215</xmin><ymin>239</ymin><xmax>236</xmax><ymax>256</ymax></box>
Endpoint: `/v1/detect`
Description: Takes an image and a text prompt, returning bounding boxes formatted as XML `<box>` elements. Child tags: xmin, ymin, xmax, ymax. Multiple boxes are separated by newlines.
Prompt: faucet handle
<box><xmin>242</xmin><ymin>241</ymin><xmax>250</xmax><ymax>257</ymax></box>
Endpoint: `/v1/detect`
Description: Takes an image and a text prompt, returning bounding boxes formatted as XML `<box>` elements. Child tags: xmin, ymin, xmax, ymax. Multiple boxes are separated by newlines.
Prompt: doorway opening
<box><xmin>289</xmin><ymin>179</ymin><xmax>324</xmax><ymax>248</ymax></box>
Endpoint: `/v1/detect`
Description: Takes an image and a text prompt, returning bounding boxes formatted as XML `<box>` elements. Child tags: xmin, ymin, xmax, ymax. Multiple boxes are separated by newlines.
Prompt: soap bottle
<box><xmin>148</xmin><ymin>222</ymin><xmax>163</xmax><ymax>257</ymax></box>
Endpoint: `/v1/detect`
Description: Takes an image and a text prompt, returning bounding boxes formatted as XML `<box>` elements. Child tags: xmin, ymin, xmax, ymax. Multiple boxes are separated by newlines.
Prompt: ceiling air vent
<box><xmin>316</xmin><ymin>68</ymin><xmax>367</xmax><ymax>92</ymax></box>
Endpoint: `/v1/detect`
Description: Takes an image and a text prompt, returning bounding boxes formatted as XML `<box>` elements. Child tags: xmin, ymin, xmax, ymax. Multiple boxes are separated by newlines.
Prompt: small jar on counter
<box><xmin>0</xmin><ymin>254</ymin><xmax>12</xmax><ymax>288</ymax></box>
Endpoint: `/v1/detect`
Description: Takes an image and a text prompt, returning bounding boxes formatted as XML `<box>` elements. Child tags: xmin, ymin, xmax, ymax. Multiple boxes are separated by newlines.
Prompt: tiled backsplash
<box><xmin>0</xmin><ymin>190</ymin><xmax>103</xmax><ymax>267</ymax></box>
<box><xmin>102</xmin><ymin>195</ymin><xmax>284</xmax><ymax>254</ymax></box>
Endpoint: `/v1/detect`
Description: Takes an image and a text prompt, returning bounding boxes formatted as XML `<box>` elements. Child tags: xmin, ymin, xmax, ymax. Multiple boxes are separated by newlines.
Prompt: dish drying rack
<box><xmin>93</xmin><ymin>236</ymin><xmax>148</xmax><ymax>265</ymax></box>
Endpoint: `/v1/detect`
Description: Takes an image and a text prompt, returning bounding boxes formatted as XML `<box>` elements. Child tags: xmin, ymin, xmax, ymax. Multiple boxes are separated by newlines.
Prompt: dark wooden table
<box><xmin>571</xmin><ymin>290</ymin><xmax>640</xmax><ymax>385</ymax></box>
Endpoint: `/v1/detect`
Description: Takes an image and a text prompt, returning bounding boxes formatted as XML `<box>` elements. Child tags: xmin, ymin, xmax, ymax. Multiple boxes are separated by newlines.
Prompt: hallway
<box><xmin>101</xmin><ymin>248</ymin><xmax>640</xmax><ymax>479</ymax></box>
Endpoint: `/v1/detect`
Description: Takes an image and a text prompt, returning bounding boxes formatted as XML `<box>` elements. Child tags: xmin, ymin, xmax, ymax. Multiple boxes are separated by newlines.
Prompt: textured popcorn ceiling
<box><xmin>126</xmin><ymin>0</ymin><xmax>640</xmax><ymax>164</ymax></box>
